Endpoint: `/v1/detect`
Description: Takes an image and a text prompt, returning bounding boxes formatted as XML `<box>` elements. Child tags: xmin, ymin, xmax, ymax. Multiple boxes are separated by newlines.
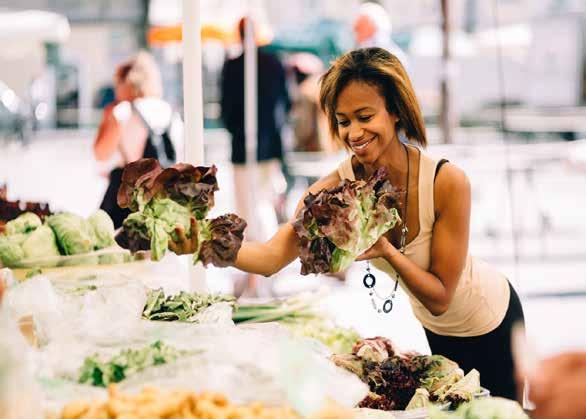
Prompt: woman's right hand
<box><xmin>168</xmin><ymin>217</ymin><xmax>199</xmax><ymax>255</ymax></box>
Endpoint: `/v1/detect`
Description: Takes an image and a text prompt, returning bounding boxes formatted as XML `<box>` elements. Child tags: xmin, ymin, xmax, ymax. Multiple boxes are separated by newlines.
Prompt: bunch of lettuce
<box><xmin>331</xmin><ymin>337</ymin><xmax>481</xmax><ymax>412</ymax></box>
<box><xmin>293</xmin><ymin>167</ymin><xmax>402</xmax><ymax>275</ymax></box>
<box><xmin>78</xmin><ymin>340</ymin><xmax>189</xmax><ymax>387</ymax></box>
<box><xmin>0</xmin><ymin>210</ymin><xmax>118</xmax><ymax>268</ymax></box>
<box><xmin>115</xmin><ymin>158</ymin><xmax>246</xmax><ymax>266</ymax></box>
<box><xmin>142</xmin><ymin>288</ymin><xmax>236</xmax><ymax>321</ymax></box>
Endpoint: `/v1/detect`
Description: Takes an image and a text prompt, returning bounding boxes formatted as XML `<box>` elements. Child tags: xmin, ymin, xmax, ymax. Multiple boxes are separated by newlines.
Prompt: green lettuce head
<box><xmin>21</xmin><ymin>225</ymin><xmax>61</xmax><ymax>263</ymax></box>
<box><xmin>46</xmin><ymin>212</ymin><xmax>94</xmax><ymax>255</ymax></box>
<box><xmin>87</xmin><ymin>210</ymin><xmax>115</xmax><ymax>249</ymax></box>
<box><xmin>5</xmin><ymin>212</ymin><xmax>42</xmax><ymax>235</ymax></box>
<box><xmin>0</xmin><ymin>235</ymin><xmax>25</xmax><ymax>267</ymax></box>
<box><xmin>120</xmin><ymin>198</ymin><xmax>191</xmax><ymax>261</ymax></box>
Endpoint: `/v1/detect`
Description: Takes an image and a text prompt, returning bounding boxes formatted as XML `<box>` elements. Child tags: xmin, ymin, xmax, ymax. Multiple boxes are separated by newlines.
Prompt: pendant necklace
<box><xmin>363</xmin><ymin>143</ymin><xmax>409</xmax><ymax>314</ymax></box>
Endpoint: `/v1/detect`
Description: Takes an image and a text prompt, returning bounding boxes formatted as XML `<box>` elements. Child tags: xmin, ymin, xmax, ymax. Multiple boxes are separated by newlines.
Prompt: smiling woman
<box><xmin>168</xmin><ymin>47</ymin><xmax>525</xmax><ymax>402</ymax></box>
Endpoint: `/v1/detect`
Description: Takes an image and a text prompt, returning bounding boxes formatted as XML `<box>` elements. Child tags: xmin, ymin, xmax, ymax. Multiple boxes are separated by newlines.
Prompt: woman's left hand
<box><xmin>355</xmin><ymin>235</ymin><xmax>399</xmax><ymax>261</ymax></box>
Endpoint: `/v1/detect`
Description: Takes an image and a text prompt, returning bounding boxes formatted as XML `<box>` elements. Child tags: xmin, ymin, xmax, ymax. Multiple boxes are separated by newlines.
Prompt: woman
<box><xmin>172</xmin><ymin>48</ymin><xmax>524</xmax><ymax>399</ymax></box>
<box><xmin>94</xmin><ymin>51</ymin><xmax>182</xmax><ymax>228</ymax></box>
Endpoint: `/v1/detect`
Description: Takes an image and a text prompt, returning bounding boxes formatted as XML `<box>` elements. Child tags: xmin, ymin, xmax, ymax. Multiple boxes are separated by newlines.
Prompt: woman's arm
<box><xmin>169</xmin><ymin>170</ymin><xmax>342</xmax><ymax>276</ymax></box>
<box><xmin>233</xmin><ymin>170</ymin><xmax>342</xmax><ymax>276</ymax></box>
<box><xmin>358</xmin><ymin>164</ymin><xmax>471</xmax><ymax>316</ymax></box>
<box><xmin>94</xmin><ymin>103</ymin><xmax>121</xmax><ymax>161</ymax></box>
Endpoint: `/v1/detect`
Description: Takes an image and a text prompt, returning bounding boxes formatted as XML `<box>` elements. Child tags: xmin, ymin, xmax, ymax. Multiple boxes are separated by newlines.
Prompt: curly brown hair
<box><xmin>319</xmin><ymin>47</ymin><xmax>427</xmax><ymax>148</ymax></box>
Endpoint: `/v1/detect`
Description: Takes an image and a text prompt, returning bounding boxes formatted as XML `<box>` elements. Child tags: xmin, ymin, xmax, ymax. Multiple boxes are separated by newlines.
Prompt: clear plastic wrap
<box><xmin>0</xmin><ymin>309</ymin><xmax>44</xmax><ymax>419</ymax></box>
<box><xmin>116</xmin><ymin>323</ymin><xmax>369</xmax><ymax>415</ymax></box>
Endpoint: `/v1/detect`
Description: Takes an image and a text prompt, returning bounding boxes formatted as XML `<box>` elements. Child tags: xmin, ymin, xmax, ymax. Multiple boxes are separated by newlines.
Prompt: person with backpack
<box><xmin>94</xmin><ymin>51</ymin><xmax>183</xmax><ymax>228</ymax></box>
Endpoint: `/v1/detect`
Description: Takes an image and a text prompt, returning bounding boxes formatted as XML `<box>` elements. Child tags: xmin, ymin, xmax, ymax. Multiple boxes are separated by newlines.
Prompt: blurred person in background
<box><xmin>288</xmin><ymin>53</ymin><xmax>338</xmax><ymax>154</ymax></box>
<box><xmin>521</xmin><ymin>351</ymin><xmax>586</xmax><ymax>419</ymax></box>
<box><xmin>94</xmin><ymin>51</ymin><xmax>183</xmax><ymax>228</ymax></box>
<box><xmin>353</xmin><ymin>2</ymin><xmax>409</xmax><ymax>68</ymax></box>
<box><xmin>220</xmin><ymin>17</ymin><xmax>290</xmax><ymax>297</ymax></box>
<box><xmin>172</xmin><ymin>48</ymin><xmax>524</xmax><ymax>399</ymax></box>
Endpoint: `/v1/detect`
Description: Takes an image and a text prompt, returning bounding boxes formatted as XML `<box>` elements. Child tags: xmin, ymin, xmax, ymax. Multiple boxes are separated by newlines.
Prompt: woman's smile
<box><xmin>349</xmin><ymin>134</ymin><xmax>377</xmax><ymax>153</ymax></box>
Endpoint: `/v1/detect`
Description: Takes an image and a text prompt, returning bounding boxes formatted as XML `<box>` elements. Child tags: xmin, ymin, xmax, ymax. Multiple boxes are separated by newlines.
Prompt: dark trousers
<box><xmin>424</xmin><ymin>281</ymin><xmax>525</xmax><ymax>400</ymax></box>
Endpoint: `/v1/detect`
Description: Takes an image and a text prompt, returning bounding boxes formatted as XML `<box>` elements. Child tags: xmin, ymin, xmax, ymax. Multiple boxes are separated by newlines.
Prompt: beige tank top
<box><xmin>337</xmin><ymin>151</ymin><xmax>510</xmax><ymax>337</ymax></box>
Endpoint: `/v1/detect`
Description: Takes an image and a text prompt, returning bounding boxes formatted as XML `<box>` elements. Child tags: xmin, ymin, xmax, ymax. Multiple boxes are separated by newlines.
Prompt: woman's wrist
<box><xmin>384</xmin><ymin>242</ymin><xmax>401</xmax><ymax>263</ymax></box>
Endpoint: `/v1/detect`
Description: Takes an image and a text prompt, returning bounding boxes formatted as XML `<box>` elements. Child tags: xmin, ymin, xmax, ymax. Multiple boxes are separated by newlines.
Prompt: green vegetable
<box><xmin>78</xmin><ymin>341</ymin><xmax>188</xmax><ymax>387</ymax></box>
<box><xmin>4</xmin><ymin>212</ymin><xmax>42</xmax><ymax>235</ymax></box>
<box><xmin>293</xmin><ymin>167</ymin><xmax>402</xmax><ymax>274</ymax></box>
<box><xmin>428</xmin><ymin>397</ymin><xmax>529</xmax><ymax>419</ymax></box>
<box><xmin>282</xmin><ymin>318</ymin><xmax>361</xmax><ymax>354</ymax></box>
<box><xmin>123</xmin><ymin>199</ymin><xmax>191</xmax><ymax>261</ymax></box>
<box><xmin>440</xmin><ymin>369</ymin><xmax>480</xmax><ymax>407</ymax></box>
<box><xmin>87</xmin><ymin>210</ymin><xmax>115</xmax><ymax>250</ymax></box>
<box><xmin>418</xmin><ymin>355</ymin><xmax>462</xmax><ymax>393</ymax></box>
<box><xmin>142</xmin><ymin>288</ymin><xmax>236</xmax><ymax>322</ymax></box>
<box><xmin>406</xmin><ymin>388</ymin><xmax>430</xmax><ymax>410</ymax></box>
<box><xmin>0</xmin><ymin>235</ymin><xmax>25</xmax><ymax>266</ymax></box>
<box><xmin>232</xmin><ymin>297</ymin><xmax>317</xmax><ymax>324</ymax></box>
<box><xmin>21</xmin><ymin>225</ymin><xmax>60</xmax><ymax>262</ymax></box>
<box><xmin>116</xmin><ymin>159</ymin><xmax>246</xmax><ymax>266</ymax></box>
<box><xmin>46</xmin><ymin>213</ymin><xmax>94</xmax><ymax>255</ymax></box>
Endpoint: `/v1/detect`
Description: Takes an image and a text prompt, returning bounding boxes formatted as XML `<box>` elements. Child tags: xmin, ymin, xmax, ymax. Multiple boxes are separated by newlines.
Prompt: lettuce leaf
<box><xmin>116</xmin><ymin>159</ymin><xmax>246</xmax><ymax>266</ymax></box>
<box><xmin>293</xmin><ymin>167</ymin><xmax>402</xmax><ymax>274</ymax></box>
<box><xmin>194</xmin><ymin>214</ymin><xmax>247</xmax><ymax>267</ymax></box>
<box><xmin>46</xmin><ymin>213</ymin><xmax>94</xmax><ymax>255</ymax></box>
<box><xmin>4</xmin><ymin>212</ymin><xmax>42</xmax><ymax>235</ymax></box>
<box><xmin>87</xmin><ymin>210</ymin><xmax>115</xmax><ymax>250</ymax></box>
<box><xmin>117</xmin><ymin>158</ymin><xmax>218</xmax><ymax>218</ymax></box>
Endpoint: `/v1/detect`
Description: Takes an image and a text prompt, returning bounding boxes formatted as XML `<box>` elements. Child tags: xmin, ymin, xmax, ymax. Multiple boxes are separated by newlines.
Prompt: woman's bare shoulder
<box><xmin>434</xmin><ymin>161</ymin><xmax>471</xmax><ymax>214</ymax></box>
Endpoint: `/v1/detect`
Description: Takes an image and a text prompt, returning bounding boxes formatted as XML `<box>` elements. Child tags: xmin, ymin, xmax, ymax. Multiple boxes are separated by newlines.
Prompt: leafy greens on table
<box><xmin>142</xmin><ymin>288</ymin><xmax>236</xmax><ymax>322</ymax></box>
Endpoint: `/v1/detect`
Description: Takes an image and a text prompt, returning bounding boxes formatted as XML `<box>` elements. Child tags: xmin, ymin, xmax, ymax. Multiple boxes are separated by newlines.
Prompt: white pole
<box><xmin>244</xmin><ymin>14</ymin><xmax>258</xmax><ymax>166</ymax></box>
<box><xmin>244</xmin><ymin>11</ymin><xmax>259</xmax><ymax>239</ymax></box>
<box><xmin>182</xmin><ymin>0</ymin><xmax>207</xmax><ymax>292</ymax></box>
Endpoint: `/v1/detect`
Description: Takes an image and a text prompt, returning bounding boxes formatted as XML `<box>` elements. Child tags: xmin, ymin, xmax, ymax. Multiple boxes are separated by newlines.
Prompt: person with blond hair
<box><xmin>171</xmin><ymin>48</ymin><xmax>524</xmax><ymax>399</ymax></box>
<box><xmin>94</xmin><ymin>51</ymin><xmax>183</xmax><ymax>227</ymax></box>
<box><xmin>353</xmin><ymin>2</ymin><xmax>409</xmax><ymax>68</ymax></box>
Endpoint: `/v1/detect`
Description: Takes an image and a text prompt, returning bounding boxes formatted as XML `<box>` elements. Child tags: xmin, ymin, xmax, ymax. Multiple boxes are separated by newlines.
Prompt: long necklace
<box><xmin>363</xmin><ymin>143</ymin><xmax>409</xmax><ymax>314</ymax></box>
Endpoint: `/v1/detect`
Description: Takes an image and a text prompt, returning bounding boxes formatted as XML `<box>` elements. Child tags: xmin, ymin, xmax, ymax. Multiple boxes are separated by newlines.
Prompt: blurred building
<box><xmin>1</xmin><ymin>0</ymin><xmax>585</xmax><ymax>133</ymax></box>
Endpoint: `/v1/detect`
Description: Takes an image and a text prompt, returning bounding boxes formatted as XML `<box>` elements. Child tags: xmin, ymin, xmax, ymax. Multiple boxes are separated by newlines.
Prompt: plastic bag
<box><xmin>3</xmin><ymin>275</ymin><xmax>64</xmax><ymax>346</ymax></box>
<box><xmin>0</xmin><ymin>308</ymin><xmax>44</xmax><ymax>419</ymax></box>
<box><xmin>116</xmin><ymin>323</ymin><xmax>368</xmax><ymax>414</ymax></box>
<box><xmin>189</xmin><ymin>301</ymin><xmax>234</xmax><ymax>326</ymax></box>
<box><xmin>3</xmin><ymin>273</ymin><xmax>148</xmax><ymax>347</ymax></box>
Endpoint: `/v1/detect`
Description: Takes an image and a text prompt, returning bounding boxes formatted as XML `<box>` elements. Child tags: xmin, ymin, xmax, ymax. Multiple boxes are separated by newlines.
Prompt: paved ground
<box><xmin>1</xmin><ymin>128</ymin><xmax>585</xmax><ymax>358</ymax></box>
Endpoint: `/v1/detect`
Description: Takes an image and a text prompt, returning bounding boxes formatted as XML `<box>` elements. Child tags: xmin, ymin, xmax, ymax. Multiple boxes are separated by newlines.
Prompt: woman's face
<box><xmin>335</xmin><ymin>80</ymin><xmax>398</xmax><ymax>164</ymax></box>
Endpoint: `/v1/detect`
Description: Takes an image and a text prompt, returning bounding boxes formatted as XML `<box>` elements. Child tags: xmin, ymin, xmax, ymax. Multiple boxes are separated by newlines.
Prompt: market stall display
<box><xmin>0</xmin><ymin>161</ymin><xmax>526</xmax><ymax>419</ymax></box>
